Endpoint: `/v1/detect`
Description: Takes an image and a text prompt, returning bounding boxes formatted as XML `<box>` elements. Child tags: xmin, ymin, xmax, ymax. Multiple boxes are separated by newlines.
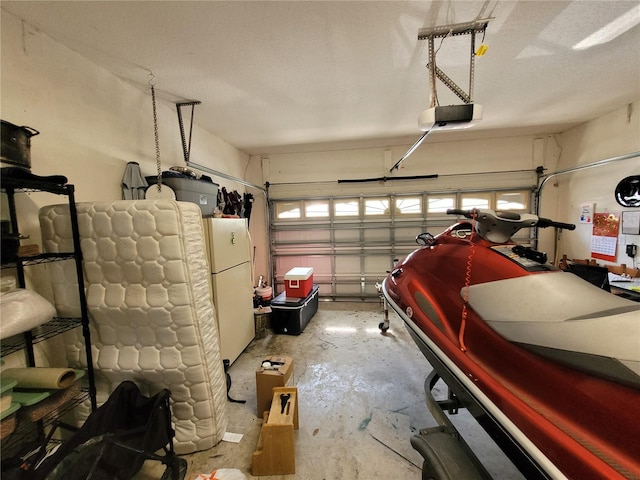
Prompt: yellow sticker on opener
<box><xmin>475</xmin><ymin>45</ymin><xmax>488</xmax><ymax>56</ymax></box>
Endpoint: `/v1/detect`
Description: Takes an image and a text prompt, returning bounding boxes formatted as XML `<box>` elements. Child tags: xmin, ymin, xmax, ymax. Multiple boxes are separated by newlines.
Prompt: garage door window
<box><xmin>395</xmin><ymin>196</ymin><xmax>422</xmax><ymax>215</ymax></box>
<box><xmin>305</xmin><ymin>200</ymin><xmax>330</xmax><ymax>218</ymax></box>
<box><xmin>365</xmin><ymin>198</ymin><xmax>389</xmax><ymax>216</ymax></box>
<box><xmin>461</xmin><ymin>193</ymin><xmax>491</xmax><ymax>210</ymax></box>
<box><xmin>427</xmin><ymin>195</ymin><xmax>455</xmax><ymax>213</ymax></box>
<box><xmin>497</xmin><ymin>191</ymin><xmax>528</xmax><ymax>211</ymax></box>
<box><xmin>335</xmin><ymin>199</ymin><xmax>359</xmax><ymax>217</ymax></box>
<box><xmin>276</xmin><ymin>201</ymin><xmax>302</xmax><ymax>219</ymax></box>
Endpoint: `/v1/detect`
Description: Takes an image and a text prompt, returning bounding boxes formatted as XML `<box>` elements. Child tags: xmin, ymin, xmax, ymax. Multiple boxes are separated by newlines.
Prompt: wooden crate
<box><xmin>252</xmin><ymin>386</ymin><xmax>299</xmax><ymax>476</ymax></box>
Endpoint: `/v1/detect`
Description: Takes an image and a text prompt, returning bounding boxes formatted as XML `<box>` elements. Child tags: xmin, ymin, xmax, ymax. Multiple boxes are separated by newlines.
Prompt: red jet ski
<box><xmin>382</xmin><ymin>208</ymin><xmax>640</xmax><ymax>480</ymax></box>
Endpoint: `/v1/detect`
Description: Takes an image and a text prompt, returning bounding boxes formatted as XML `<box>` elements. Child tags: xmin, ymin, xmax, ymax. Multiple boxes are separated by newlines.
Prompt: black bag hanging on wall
<box><xmin>244</xmin><ymin>192</ymin><xmax>254</xmax><ymax>224</ymax></box>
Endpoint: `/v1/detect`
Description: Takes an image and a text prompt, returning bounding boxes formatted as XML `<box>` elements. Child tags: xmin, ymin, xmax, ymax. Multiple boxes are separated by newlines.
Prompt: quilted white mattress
<box><xmin>39</xmin><ymin>200</ymin><xmax>228</xmax><ymax>454</ymax></box>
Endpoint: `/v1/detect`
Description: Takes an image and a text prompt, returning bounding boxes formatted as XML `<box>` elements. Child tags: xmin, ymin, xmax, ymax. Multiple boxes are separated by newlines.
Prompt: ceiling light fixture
<box><xmin>418</xmin><ymin>103</ymin><xmax>484</xmax><ymax>131</ymax></box>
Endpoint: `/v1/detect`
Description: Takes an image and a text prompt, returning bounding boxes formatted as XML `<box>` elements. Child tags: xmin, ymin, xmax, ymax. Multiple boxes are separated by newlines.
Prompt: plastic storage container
<box><xmin>271</xmin><ymin>285</ymin><xmax>319</xmax><ymax>335</ymax></box>
<box><xmin>146</xmin><ymin>175</ymin><xmax>219</xmax><ymax>217</ymax></box>
<box><xmin>284</xmin><ymin>267</ymin><xmax>314</xmax><ymax>298</ymax></box>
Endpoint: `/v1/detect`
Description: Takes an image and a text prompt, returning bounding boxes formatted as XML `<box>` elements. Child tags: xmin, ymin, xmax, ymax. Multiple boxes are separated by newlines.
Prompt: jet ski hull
<box><xmin>383</xmin><ymin>227</ymin><xmax>640</xmax><ymax>480</ymax></box>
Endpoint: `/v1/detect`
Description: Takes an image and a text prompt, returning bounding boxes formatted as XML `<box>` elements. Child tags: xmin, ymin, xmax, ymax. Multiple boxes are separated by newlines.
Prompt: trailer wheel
<box><xmin>411</xmin><ymin>432</ymin><xmax>488</xmax><ymax>480</ymax></box>
<box><xmin>421</xmin><ymin>460</ymin><xmax>437</xmax><ymax>480</ymax></box>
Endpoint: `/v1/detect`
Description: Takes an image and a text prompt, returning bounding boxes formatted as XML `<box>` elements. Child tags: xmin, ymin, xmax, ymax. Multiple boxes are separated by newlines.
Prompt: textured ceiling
<box><xmin>2</xmin><ymin>1</ymin><xmax>640</xmax><ymax>155</ymax></box>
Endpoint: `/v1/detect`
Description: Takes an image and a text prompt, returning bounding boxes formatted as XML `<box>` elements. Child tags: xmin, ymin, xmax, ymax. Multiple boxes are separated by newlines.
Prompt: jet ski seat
<box><xmin>466</xmin><ymin>271</ymin><xmax>640</xmax><ymax>389</ymax></box>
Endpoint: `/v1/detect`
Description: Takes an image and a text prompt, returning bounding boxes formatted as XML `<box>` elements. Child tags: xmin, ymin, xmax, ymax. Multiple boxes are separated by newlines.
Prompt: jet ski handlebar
<box><xmin>535</xmin><ymin>217</ymin><xmax>576</xmax><ymax>231</ymax></box>
<box><xmin>446</xmin><ymin>208</ymin><xmax>576</xmax><ymax>243</ymax></box>
<box><xmin>446</xmin><ymin>209</ymin><xmax>575</xmax><ymax>229</ymax></box>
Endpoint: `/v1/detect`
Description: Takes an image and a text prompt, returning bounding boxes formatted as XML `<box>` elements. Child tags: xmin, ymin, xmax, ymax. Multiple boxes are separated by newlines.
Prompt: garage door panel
<box><xmin>274</xmin><ymin>255</ymin><xmax>331</xmax><ymax>293</ymax></box>
<box><xmin>334</xmin><ymin>283</ymin><xmax>363</xmax><ymax>296</ymax></box>
<box><xmin>334</xmin><ymin>229</ymin><xmax>360</xmax><ymax>242</ymax></box>
<box><xmin>277</xmin><ymin>230</ymin><xmax>330</xmax><ymax>242</ymax></box>
<box><xmin>363</xmin><ymin>228</ymin><xmax>390</xmax><ymax>242</ymax></box>
<box><xmin>334</xmin><ymin>256</ymin><xmax>360</xmax><ymax>274</ymax></box>
<box><xmin>395</xmin><ymin>226</ymin><xmax>424</xmax><ymax>243</ymax></box>
<box><xmin>364</xmin><ymin>255</ymin><xmax>394</xmax><ymax>276</ymax></box>
<box><xmin>275</xmin><ymin>256</ymin><xmax>331</xmax><ymax>276</ymax></box>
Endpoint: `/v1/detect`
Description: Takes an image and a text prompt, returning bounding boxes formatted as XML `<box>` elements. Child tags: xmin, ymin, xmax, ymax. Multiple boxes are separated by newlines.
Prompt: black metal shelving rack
<box><xmin>1</xmin><ymin>174</ymin><xmax>97</xmax><ymax>458</ymax></box>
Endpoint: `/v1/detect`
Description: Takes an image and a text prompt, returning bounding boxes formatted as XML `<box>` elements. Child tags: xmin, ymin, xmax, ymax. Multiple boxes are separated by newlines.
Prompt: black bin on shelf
<box><xmin>271</xmin><ymin>285</ymin><xmax>319</xmax><ymax>335</ymax></box>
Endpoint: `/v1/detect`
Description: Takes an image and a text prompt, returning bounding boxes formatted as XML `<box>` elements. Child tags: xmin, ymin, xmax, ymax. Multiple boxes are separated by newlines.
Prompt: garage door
<box><xmin>269</xmin><ymin>184</ymin><xmax>536</xmax><ymax>301</ymax></box>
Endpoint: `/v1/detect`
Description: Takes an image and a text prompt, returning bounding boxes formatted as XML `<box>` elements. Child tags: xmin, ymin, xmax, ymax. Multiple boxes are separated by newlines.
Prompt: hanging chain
<box><xmin>150</xmin><ymin>75</ymin><xmax>162</xmax><ymax>190</ymax></box>
<box><xmin>428</xmin><ymin>36</ymin><xmax>437</xmax><ymax>108</ymax></box>
<box><xmin>469</xmin><ymin>30</ymin><xmax>476</xmax><ymax>102</ymax></box>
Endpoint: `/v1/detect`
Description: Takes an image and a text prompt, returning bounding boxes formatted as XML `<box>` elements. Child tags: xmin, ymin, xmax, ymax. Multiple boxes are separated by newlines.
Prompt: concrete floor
<box><xmin>138</xmin><ymin>301</ymin><xmax>525</xmax><ymax>480</ymax></box>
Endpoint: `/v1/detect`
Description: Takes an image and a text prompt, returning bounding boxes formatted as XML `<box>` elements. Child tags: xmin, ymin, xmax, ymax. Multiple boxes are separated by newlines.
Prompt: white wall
<box><xmin>260</xmin><ymin>104</ymin><xmax>639</xmax><ymax>268</ymax></box>
<box><xmin>261</xmin><ymin>134</ymin><xmax>549</xmax><ymax>198</ymax></box>
<box><xmin>547</xmin><ymin>102</ymin><xmax>640</xmax><ymax>267</ymax></box>
<box><xmin>1</xmin><ymin>10</ymin><xmax>268</xmax><ymax>274</ymax></box>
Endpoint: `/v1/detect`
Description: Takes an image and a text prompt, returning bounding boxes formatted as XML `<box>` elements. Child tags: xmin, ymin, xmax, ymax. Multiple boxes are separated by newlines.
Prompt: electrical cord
<box><xmin>459</xmin><ymin>210</ymin><xmax>477</xmax><ymax>352</ymax></box>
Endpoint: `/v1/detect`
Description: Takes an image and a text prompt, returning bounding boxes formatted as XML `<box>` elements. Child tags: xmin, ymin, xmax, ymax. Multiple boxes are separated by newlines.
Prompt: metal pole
<box><xmin>536</xmin><ymin>151</ymin><xmax>640</xmax><ymax>216</ymax></box>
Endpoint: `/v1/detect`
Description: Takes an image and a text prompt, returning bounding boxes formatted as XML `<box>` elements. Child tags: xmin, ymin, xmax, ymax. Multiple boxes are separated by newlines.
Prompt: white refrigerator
<box><xmin>203</xmin><ymin>217</ymin><xmax>255</xmax><ymax>364</ymax></box>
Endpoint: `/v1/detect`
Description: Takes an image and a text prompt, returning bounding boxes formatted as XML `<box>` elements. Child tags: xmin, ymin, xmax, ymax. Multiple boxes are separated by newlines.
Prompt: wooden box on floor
<box><xmin>252</xmin><ymin>386</ymin><xmax>299</xmax><ymax>476</ymax></box>
<box><xmin>255</xmin><ymin>356</ymin><xmax>294</xmax><ymax>416</ymax></box>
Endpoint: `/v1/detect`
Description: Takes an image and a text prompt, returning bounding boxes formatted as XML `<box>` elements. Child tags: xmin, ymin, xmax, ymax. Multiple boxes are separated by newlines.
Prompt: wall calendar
<box><xmin>590</xmin><ymin>212</ymin><xmax>619</xmax><ymax>262</ymax></box>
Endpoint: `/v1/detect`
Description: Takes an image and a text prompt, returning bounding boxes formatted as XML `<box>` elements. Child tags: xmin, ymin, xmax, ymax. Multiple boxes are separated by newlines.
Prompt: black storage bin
<box><xmin>271</xmin><ymin>285</ymin><xmax>319</xmax><ymax>335</ymax></box>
